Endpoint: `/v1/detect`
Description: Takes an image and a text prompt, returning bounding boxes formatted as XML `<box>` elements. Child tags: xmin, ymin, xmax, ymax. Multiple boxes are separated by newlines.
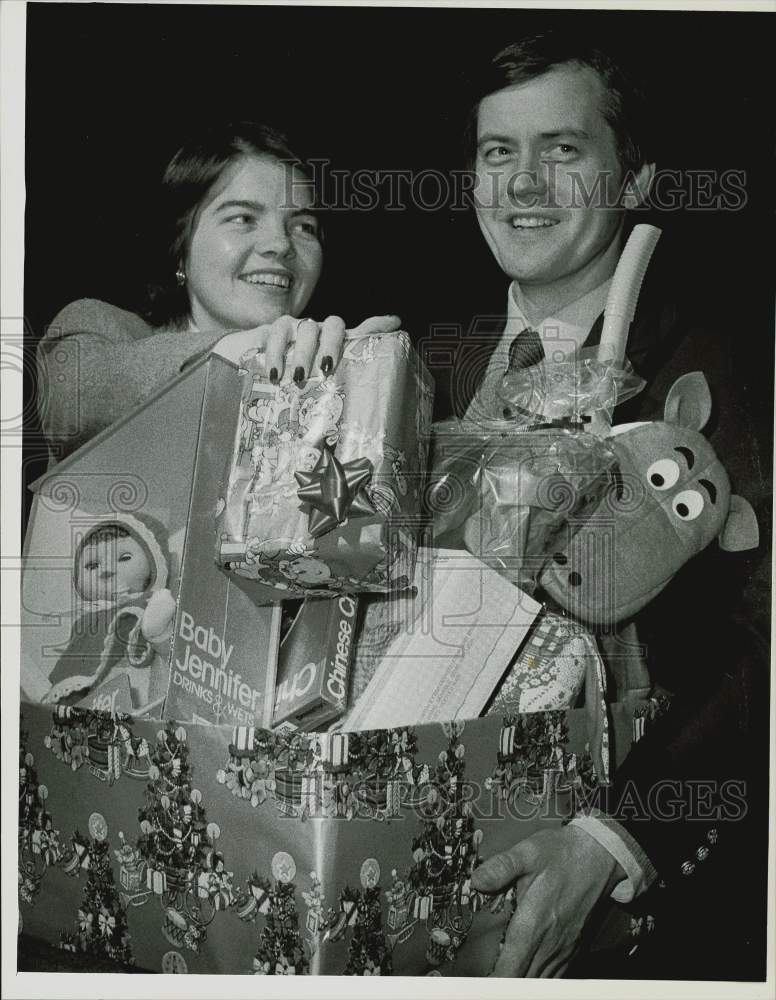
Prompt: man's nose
<box><xmin>506</xmin><ymin>154</ymin><xmax>548</xmax><ymax>204</ymax></box>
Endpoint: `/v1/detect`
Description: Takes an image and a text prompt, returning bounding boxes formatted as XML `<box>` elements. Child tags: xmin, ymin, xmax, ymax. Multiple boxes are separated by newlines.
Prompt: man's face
<box><xmin>474</xmin><ymin>63</ymin><xmax>627</xmax><ymax>292</ymax></box>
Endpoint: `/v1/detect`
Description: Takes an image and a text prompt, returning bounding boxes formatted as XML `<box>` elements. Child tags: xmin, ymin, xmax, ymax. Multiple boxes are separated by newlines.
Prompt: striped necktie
<box><xmin>507</xmin><ymin>327</ymin><xmax>545</xmax><ymax>371</ymax></box>
<box><xmin>503</xmin><ymin>328</ymin><xmax>545</xmax><ymax>420</ymax></box>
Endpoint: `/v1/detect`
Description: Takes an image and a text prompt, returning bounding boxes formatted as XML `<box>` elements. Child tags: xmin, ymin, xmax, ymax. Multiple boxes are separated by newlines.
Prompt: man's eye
<box><xmin>544</xmin><ymin>144</ymin><xmax>579</xmax><ymax>159</ymax></box>
<box><xmin>227</xmin><ymin>214</ymin><xmax>255</xmax><ymax>225</ymax></box>
<box><xmin>483</xmin><ymin>146</ymin><xmax>512</xmax><ymax>163</ymax></box>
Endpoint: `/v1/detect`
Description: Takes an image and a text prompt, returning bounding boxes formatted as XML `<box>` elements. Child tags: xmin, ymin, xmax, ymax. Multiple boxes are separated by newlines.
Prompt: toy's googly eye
<box><xmin>647</xmin><ymin>459</ymin><xmax>680</xmax><ymax>490</ymax></box>
<box><xmin>673</xmin><ymin>490</ymin><xmax>704</xmax><ymax>520</ymax></box>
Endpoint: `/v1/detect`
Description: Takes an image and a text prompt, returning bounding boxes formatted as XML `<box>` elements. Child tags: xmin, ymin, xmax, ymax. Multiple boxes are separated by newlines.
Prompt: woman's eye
<box><xmin>228</xmin><ymin>214</ymin><xmax>255</xmax><ymax>225</ymax></box>
<box><xmin>292</xmin><ymin>218</ymin><xmax>320</xmax><ymax>237</ymax></box>
<box><xmin>119</xmin><ymin>553</ymin><xmax>132</xmax><ymax>562</ymax></box>
<box><xmin>84</xmin><ymin>561</ymin><xmax>98</xmax><ymax>572</ymax></box>
<box><xmin>646</xmin><ymin>458</ymin><xmax>681</xmax><ymax>491</ymax></box>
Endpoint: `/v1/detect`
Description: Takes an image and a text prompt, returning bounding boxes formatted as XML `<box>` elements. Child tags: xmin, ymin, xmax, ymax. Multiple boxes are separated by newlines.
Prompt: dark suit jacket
<box><xmin>442</xmin><ymin>240</ymin><xmax>771</xmax><ymax>979</ymax></box>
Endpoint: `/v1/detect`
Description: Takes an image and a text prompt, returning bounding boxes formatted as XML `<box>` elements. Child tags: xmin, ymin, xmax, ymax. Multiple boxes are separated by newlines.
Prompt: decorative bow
<box><xmin>42</xmin><ymin>838</ymin><xmax>60</xmax><ymax>867</ymax></box>
<box><xmin>78</xmin><ymin>909</ymin><xmax>94</xmax><ymax>932</ymax></box>
<box><xmin>74</xmin><ymin>839</ymin><xmax>91</xmax><ymax>869</ymax></box>
<box><xmin>98</xmin><ymin>910</ymin><xmax>116</xmax><ymax>938</ymax></box>
<box><xmin>253</xmin><ymin>958</ymin><xmax>270</xmax><ymax>975</ymax></box>
<box><xmin>295</xmin><ymin>446</ymin><xmax>376</xmax><ymax>538</ymax></box>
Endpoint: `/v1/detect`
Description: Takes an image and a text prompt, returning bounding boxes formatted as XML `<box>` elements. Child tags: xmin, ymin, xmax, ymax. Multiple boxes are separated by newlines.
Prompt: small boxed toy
<box><xmin>273</xmin><ymin>594</ymin><xmax>359</xmax><ymax>729</ymax></box>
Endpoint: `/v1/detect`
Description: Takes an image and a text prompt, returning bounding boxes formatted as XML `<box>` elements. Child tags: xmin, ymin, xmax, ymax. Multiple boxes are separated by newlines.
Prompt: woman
<box><xmin>37</xmin><ymin>121</ymin><xmax>399</xmax><ymax>463</ymax></box>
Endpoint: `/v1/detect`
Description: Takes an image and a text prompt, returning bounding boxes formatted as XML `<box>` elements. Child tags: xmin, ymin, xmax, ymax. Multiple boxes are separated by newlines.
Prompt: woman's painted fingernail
<box><xmin>269</xmin><ymin>367</ymin><xmax>279</xmax><ymax>384</ymax></box>
<box><xmin>293</xmin><ymin>366</ymin><xmax>305</xmax><ymax>384</ymax></box>
<box><xmin>321</xmin><ymin>356</ymin><xmax>333</xmax><ymax>375</ymax></box>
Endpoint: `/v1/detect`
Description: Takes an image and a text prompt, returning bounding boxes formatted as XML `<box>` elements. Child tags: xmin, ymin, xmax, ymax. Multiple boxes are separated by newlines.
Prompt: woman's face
<box><xmin>185</xmin><ymin>155</ymin><xmax>323</xmax><ymax>334</ymax></box>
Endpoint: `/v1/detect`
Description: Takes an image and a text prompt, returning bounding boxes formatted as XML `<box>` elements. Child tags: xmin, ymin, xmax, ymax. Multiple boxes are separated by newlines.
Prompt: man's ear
<box><xmin>622</xmin><ymin>162</ymin><xmax>656</xmax><ymax>209</ymax></box>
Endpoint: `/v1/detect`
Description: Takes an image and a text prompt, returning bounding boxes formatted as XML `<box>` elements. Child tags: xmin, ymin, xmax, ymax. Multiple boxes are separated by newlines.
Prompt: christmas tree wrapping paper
<box><xmin>214</xmin><ymin>331</ymin><xmax>434</xmax><ymax>602</ymax></box>
<box><xmin>16</xmin><ymin>700</ymin><xmax>659</xmax><ymax>976</ymax></box>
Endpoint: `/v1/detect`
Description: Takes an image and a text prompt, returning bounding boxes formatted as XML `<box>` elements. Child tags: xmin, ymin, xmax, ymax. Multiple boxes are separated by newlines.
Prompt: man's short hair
<box><xmin>464</xmin><ymin>29</ymin><xmax>652</xmax><ymax>176</ymax></box>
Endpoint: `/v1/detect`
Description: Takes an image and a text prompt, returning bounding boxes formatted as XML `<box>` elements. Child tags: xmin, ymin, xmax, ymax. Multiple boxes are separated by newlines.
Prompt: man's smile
<box><xmin>510</xmin><ymin>215</ymin><xmax>560</xmax><ymax>229</ymax></box>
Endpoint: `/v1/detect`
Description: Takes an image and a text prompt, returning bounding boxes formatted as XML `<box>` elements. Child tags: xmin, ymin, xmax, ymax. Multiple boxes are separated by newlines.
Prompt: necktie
<box><xmin>502</xmin><ymin>327</ymin><xmax>544</xmax><ymax>419</ymax></box>
<box><xmin>507</xmin><ymin>327</ymin><xmax>545</xmax><ymax>371</ymax></box>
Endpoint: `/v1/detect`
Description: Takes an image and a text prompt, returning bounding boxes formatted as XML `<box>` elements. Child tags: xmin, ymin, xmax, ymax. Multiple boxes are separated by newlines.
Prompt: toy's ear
<box><xmin>664</xmin><ymin>372</ymin><xmax>713</xmax><ymax>431</ymax></box>
<box><xmin>719</xmin><ymin>495</ymin><xmax>759</xmax><ymax>552</ymax></box>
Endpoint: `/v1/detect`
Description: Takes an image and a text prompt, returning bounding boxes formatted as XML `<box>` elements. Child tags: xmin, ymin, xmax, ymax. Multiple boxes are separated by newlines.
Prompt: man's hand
<box><xmin>470</xmin><ymin>826</ymin><xmax>626</xmax><ymax>977</ymax></box>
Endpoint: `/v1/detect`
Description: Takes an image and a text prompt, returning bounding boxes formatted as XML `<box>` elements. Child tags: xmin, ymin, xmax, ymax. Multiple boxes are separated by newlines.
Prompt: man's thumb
<box><xmin>470</xmin><ymin>844</ymin><xmax>529</xmax><ymax>893</ymax></box>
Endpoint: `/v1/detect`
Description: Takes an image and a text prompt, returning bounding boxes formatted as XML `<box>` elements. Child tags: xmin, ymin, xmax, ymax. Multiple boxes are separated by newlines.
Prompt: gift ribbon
<box><xmin>295</xmin><ymin>446</ymin><xmax>376</xmax><ymax>538</ymax></box>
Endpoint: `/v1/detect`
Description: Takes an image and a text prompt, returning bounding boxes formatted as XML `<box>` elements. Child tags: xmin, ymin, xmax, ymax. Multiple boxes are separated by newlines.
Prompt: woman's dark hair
<box><xmin>145</xmin><ymin>122</ymin><xmax>316</xmax><ymax>329</ymax></box>
<box><xmin>463</xmin><ymin>30</ymin><xmax>652</xmax><ymax>177</ymax></box>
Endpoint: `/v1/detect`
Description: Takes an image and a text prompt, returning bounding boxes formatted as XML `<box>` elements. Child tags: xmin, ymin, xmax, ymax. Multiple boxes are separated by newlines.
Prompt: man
<box><xmin>454</xmin><ymin>31</ymin><xmax>770</xmax><ymax>979</ymax></box>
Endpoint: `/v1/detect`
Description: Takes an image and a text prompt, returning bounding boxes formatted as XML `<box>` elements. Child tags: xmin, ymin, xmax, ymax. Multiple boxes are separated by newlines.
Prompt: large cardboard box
<box><xmin>17</xmin><ymin>703</ymin><xmax>641</xmax><ymax>975</ymax></box>
<box><xmin>19</xmin><ymin>351</ymin><xmax>640</xmax><ymax>976</ymax></box>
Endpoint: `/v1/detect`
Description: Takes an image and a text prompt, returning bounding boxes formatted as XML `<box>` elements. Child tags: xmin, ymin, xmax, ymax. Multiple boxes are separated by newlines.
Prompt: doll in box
<box><xmin>42</xmin><ymin>512</ymin><xmax>177</xmax><ymax>711</ymax></box>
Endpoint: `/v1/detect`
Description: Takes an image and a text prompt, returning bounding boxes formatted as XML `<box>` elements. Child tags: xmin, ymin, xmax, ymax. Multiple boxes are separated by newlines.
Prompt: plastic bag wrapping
<box><xmin>497</xmin><ymin>348</ymin><xmax>645</xmax><ymax>425</ymax></box>
<box><xmin>427</xmin><ymin>420</ymin><xmax>619</xmax><ymax>594</ymax></box>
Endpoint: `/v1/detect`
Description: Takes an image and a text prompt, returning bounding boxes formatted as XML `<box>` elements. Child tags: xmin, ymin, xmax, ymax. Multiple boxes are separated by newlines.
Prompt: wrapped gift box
<box><xmin>215</xmin><ymin>331</ymin><xmax>434</xmax><ymax>600</ymax></box>
<box><xmin>17</xmin><ymin>702</ymin><xmax>644</xmax><ymax>975</ymax></box>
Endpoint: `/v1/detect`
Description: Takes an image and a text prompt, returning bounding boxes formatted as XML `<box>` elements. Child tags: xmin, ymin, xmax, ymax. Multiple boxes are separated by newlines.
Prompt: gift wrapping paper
<box><xmin>17</xmin><ymin>700</ymin><xmax>647</xmax><ymax>976</ymax></box>
<box><xmin>215</xmin><ymin>332</ymin><xmax>434</xmax><ymax>602</ymax></box>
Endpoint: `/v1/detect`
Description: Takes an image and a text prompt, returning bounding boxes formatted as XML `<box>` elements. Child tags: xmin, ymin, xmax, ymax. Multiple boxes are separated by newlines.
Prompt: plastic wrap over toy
<box><xmin>497</xmin><ymin>347</ymin><xmax>645</xmax><ymax>424</ymax></box>
<box><xmin>215</xmin><ymin>332</ymin><xmax>434</xmax><ymax>602</ymax></box>
<box><xmin>428</xmin><ymin>421</ymin><xmax>620</xmax><ymax>595</ymax></box>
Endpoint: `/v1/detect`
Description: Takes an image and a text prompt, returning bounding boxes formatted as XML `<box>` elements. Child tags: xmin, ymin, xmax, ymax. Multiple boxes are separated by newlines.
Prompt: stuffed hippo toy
<box><xmin>538</xmin><ymin>372</ymin><xmax>759</xmax><ymax>625</ymax></box>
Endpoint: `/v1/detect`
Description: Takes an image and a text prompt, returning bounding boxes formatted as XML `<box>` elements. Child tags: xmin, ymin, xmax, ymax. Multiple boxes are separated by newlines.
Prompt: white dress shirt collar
<box><xmin>506</xmin><ymin>279</ymin><xmax>612</xmax><ymax>360</ymax></box>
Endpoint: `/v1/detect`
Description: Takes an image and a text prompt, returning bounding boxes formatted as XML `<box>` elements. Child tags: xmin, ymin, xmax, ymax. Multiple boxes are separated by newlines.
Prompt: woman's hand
<box><xmin>211</xmin><ymin>313</ymin><xmax>401</xmax><ymax>381</ymax></box>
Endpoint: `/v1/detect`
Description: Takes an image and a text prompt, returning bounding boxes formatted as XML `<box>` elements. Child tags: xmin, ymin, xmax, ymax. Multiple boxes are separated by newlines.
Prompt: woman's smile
<box><xmin>185</xmin><ymin>155</ymin><xmax>322</xmax><ymax>334</ymax></box>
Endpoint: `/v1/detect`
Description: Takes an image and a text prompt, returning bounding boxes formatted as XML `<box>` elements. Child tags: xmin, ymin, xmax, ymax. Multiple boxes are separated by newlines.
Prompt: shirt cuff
<box><xmin>568</xmin><ymin>812</ymin><xmax>659</xmax><ymax>903</ymax></box>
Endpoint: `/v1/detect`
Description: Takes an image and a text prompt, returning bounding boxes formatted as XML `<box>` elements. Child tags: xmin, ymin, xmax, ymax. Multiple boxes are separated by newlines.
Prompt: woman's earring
<box><xmin>176</xmin><ymin>268</ymin><xmax>187</xmax><ymax>287</ymax></box>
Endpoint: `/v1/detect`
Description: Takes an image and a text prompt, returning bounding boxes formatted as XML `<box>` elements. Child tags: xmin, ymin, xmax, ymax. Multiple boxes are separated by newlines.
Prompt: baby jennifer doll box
<box><xmin>22</xmin><ymin>353</ymin><xmax>281</xmax><ymax>726</ymax></box>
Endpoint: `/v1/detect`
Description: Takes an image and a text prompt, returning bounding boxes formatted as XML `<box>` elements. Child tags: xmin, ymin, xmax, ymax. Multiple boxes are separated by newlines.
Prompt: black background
<box><xmin>22</xmin><ymin>3</ymin><xmax>774</xmax><ymax>521</ymax></box>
